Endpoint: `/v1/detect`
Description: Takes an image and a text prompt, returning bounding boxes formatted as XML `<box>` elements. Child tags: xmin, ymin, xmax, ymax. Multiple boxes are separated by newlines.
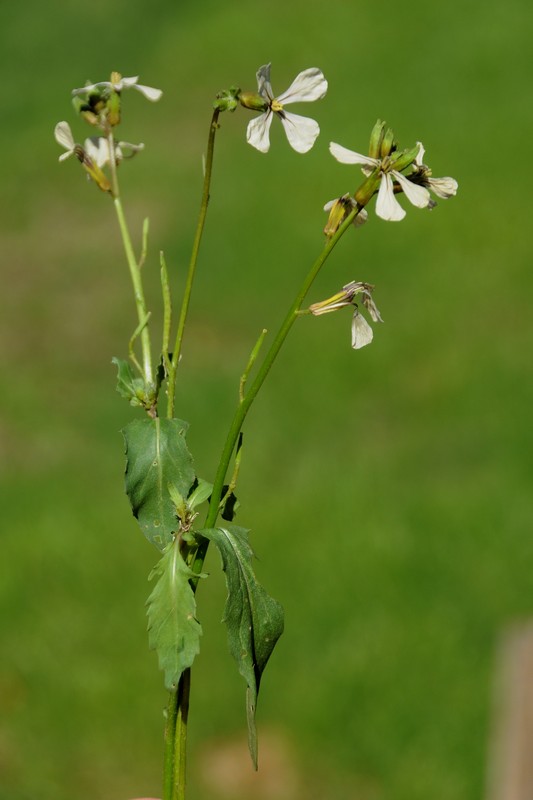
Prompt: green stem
<box><xmin>194</xmin><ymin>203</ymin><xmax>361</xmax><ymax>562</ymax></box>
<box><xmin>114</xmin><ymin>196</ymin><xmax>154</xmax><ymax>384</ymax></box>
<box><xmin>166</xmin><ymin>108</ymin><xmax>221</xmax><ymax>418</ymax></box>
<box><xmin>163</xmin><ymin>669</ymin><xmax>191</xmax><ymax>800</ymax></box>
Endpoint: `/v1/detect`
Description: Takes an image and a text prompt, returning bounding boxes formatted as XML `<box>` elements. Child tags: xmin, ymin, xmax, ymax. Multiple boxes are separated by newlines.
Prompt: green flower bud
<box><xmin>214</xmin><ymin>86</ymin><xmax>241</xmax><ymax>112</ymax></box>
<box><xmin>380</xmin><ymin>126</ymin><xmax>395</xmax><ymax>158</ymax></box>
<box><xmin>106</xmin><ymin>90</ymin><xmax>121</xmax><ymax>127</ymax></box>
<box><xmin>368</xmin><ymin>119</ymin><xmax>386</xmax><ymax>159</ymax></box>
<box><xmin>239</xmin><ymin>91</ymin><xmax>269</xmax><ymax>113</ymax></box>
<box><xmin>390</xmin><ymin>143</ymin><xmax>420</xmax><ymax>172</ymax></box>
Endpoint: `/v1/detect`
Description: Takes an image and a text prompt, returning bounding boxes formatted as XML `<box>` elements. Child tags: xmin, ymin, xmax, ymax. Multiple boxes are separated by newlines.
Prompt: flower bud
<box><xmin>391</xmin><ymin>143</ymin><xmax>420</xmax><ymax>172</ymax></box>
<box><xmin>214</xmin><ymin>86</ymin><xmax>241</xmax><ymax>112</ymax></box>
<box><xmin>239</xmin><ymin>91</ymin><xmax>269</xmax><ymax>113</ymax></box>
<box><xmin>380</xmin><ymin>126</ymin><xmax>395</xmax><ymax>158</ymax></box>
<box><xmin>368</xmin><ymin>119</ymin><xmax>386</xmax><ymax>159</ymax></box>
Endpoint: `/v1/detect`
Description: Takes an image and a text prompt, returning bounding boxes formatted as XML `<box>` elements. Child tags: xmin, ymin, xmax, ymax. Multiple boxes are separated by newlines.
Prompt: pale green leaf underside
<box><xmin>123</xmin><ymin>417</ymin><xmax>195</xmax><ymax>550</ymax></box>
<box><xmin>199</xmin><ymin>525</ymin><xmax>284</xmax><ymax>768</ymax></box>
<box><xmin>146</xmin><ymin>537</ymin><xmax>202</xmax><ymax>691</ymax></box>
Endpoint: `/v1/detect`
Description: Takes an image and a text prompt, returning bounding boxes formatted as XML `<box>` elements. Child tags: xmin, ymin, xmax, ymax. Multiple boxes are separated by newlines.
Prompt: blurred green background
<box><xmin>1</xmin><ymin>1</ymin><xmax>532</xmax><ymax>798</ymax></box>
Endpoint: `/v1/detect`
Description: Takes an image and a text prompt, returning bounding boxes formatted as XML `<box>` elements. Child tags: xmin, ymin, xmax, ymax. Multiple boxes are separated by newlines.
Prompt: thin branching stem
<box><xmin>193</xmin><ymin>204</ymin><xmax>362</xmax><ymax>570</ymax></box>
<box><xmin>166</xmin><ymin>108</ymin><xmax>221</xmax><ymax>418</ymax></box>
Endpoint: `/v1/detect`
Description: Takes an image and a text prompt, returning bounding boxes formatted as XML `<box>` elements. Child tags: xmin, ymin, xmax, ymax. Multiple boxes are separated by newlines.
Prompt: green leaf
<box><xmin>112</xmin><ymin>356</ymin><xmax>145</xmax><ymax>406</ymax></box>
<box><xmin>123</xmin><ymin>418</ymin><xmax>195</xmax><ymax>550</ymax></box>
<box><xmin>146</xmin><ymin>537</ymin><xmax>203</xmax><ymax>691</ymax></box>
<box><xmin>199</xmin><ymin>525</ymin><xmax>284</xmax><ymax>768</ymax></box>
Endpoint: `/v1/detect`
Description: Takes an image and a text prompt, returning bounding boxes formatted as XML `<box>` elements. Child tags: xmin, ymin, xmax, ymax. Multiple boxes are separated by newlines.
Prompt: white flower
<box><xmin>247</xmin><ymin>64</ymin><xmax>327</xmax><ymax>153</ymax></box>
<box><xmin>329</xmin><ymin>142</ymin><xmax>431</xmax><ymax>221</ymax></box>
<box><xmin>413</xmin><ymin>142</ymin><xmax>458</xmax><ymax>199</ymax></box>
<box><xmin>72</xmin><ymin>74</ymin><xmax>162</xmax><ymax>102</ymax></box>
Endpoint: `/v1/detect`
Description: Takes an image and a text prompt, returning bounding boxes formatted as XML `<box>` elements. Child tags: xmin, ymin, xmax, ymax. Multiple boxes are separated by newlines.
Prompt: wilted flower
<box><xmin>323</xmin><ymin>194</ymin><xmax>368</xmax><ymax>237</ymax></box>
<box><xmin>329</xmin><ymin>141</ymin><xmax>431</xmax><ymax>222</ymax></box>
<box><xmin>309</xmin><ymin>281</ymin><xmax>382</xmax><ymax>349</ymax></box>
<box><xmin>54</xmin><ymin>121</ymin><xmax>111</xmax><ymax>192</ymax></box>
<box><xmin>72</xmin><ymin>74</ymin><xmax>162</xmax><ymax>102</ymax></box>
<box><xmin>244</xmin><ymin>63</ymin><xmax>327</xmax><ymax>153</ymax></box>
<box><xmin>410</xmin><ymin>142</ymin><xmax>458</xmax><ymax>202</ymax></box>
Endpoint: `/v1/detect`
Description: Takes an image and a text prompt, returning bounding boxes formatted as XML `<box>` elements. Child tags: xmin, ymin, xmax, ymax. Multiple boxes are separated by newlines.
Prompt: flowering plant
<box><xmin>55</xmin><ymin>68</ymin><xmax>457</xmax><ymax>800</ymax></box>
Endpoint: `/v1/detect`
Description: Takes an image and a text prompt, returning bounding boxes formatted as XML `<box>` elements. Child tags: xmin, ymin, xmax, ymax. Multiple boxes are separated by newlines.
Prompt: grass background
<box><xmin>1</xmin><ymin>1</ymin><xmax>532</xmax><ymax>798</ymax></box>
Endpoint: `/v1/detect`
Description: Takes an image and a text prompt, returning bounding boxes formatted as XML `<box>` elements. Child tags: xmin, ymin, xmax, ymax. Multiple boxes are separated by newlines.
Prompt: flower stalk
<box><xmin>166</xmin><ymin>108</ymin><xmax>221</xmax><ymax>418</ymax></box>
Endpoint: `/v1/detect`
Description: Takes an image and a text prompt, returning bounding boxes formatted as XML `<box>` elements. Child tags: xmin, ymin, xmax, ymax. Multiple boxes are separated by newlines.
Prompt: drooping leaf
<box><xmin>199</xmin><ymin>525</ymin><xmax>284</xmax><ymax>768</ymax></box>
<box><xmin>112</xmin><ymin>356</ymin><xmax>145</xmax><ymax>407</ymax></box>
<box><xmin>123</xmin><ymin>418</ymin><xmax>195</xmax><ymax>550</ymax></box>
<box><xmin>146</xmin><ymin>537</ymin><xmax>203</xmax><ymax>691</ymax></box>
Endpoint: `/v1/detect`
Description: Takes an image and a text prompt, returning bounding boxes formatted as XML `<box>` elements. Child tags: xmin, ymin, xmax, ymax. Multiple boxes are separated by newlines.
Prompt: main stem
<box><xmin>166</xmin><ymin>108</ymin><xmax>221</xmax><ymax>418</ymax></box>
<box><xmin>163</xmin><ymin>107</ymin><xmax>221</xmax><ymax>800</ymax></box>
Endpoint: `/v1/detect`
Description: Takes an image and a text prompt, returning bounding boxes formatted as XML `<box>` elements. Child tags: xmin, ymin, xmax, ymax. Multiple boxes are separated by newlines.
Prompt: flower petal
<box><xmin>255</xmin><ymin>64</ymin><xmax>274</xmax><ymax>102</ymax></box>
<box><xmin>351</xmin><ymin>310</ymin><xmax>374</xmax><ymax>349</ymax></box>
<box><xmin>276</xmin><ymin>68</ymin><xmax>327</xmax><ymax>105</ymax></box>
<box><xmin>119</xmin><ymin>76</ymin><xmax>140</xmax><ymax>89</ymax></box>
<box><xmin>376</xmin><ymin>173</ymin><xmax>406</xmax><ymax>221</ymax></box>
<box><xmin>415</xmin><ymin>140</ymin><xmax>426</xmax><ymax>167</ymax></box>
<box><xmin>428</xmin><ymin>176</ymin><xmax>458</xmax><ymax>198</ymax></box>
<box><xmin>279</xmin><ymin>111</ymin><xmax>320</xmax><ymax>153</ymax></box>
<box><xmin>84</xmin><ymin>137</ymin><xmax>113</xmax><ymax>168</ymax></box>
<box><xmin>72</xmin><ymin>81</ymin><xmax>107</xmax><ymax>96</ymax></box>
<box><xmin>393</xmin><ymin>171</ymin><xmax>431</xmax><ymax>208</ymax></box>
<box><xmin>132</xmin><ymin>83</ymin><xmax>163</xmax><ymax>101</ymax></box>
<box><xmin>246</xmin><ymin>111</ymin><xmax>274</xmax><ymax>152</ymax></box>
<box><xmin>329</xmin><ymin>143</ymin><xmax>378</xmax><ymax>168</ymax></box>
<box><xmin>54</xmin><ymin>121</ymin><xmax>75</xmax><ymax>151</ymax></box>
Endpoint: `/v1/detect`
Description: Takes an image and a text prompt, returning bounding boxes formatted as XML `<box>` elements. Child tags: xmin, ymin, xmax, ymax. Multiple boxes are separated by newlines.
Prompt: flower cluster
<box><xmin>54</xmin><ymin>73</ymin><xmax>159</xmax><ymax>193</ymax></box>
<box><xmin>55</xmin><ymin>67</ymin><xmax>457</xmax><ymax>350</ymax></box>
<box><xmin>329</xmin><ymin>120</ymin><xmax>458</xmax><ymax>222</ymax></box>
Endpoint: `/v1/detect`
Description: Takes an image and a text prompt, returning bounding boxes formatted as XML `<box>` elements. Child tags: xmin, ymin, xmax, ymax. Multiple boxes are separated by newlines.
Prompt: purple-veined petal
<box><xmin>279</xmin><ymin>111</ymin><xmax>320</xmax><ymax>153</ymax></box>
<box><xmin>329</xmin><ymin>143</ymin><xmax>378</xmax><ymax>168</ymax></box>
<box><xmin>277</xmin><ymin>68</ymin><xmax>327</xmax><ymax>105</ymax></box>
<box><xmin>246</xmin><ymin>111</ymin><xmax>274</xmax><ymax>152</ymax></box>
<box><xmin>351</xmin><ymin>310</ymin><xmax>374</xmax><ymax>349</ymax></box>
<box><xmin>376</xmin><ymin>173</ymin><xmax>406</xmax><ymax>221</ymax></box>
<box><xmin>255</xmin><ymin>64</ymin><xmax>274</xmax><ymax>102</ymax></box>
<box><xmin>393</xmin><ymin>171</ymin><xmax>431</xmax><ymax>208</ymax></box>
<box><xmin>427</xmin><ymin>176</ymin><xmax>458</xmax><ymax>198</ymax></box>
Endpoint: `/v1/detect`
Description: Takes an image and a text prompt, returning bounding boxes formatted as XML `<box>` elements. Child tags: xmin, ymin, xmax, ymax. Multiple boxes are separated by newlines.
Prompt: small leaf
<box><xmin>123</xmin><ymin>418</ymin><xmax>195</xmax><ymax>550</ymax></box>
<box><xmin>199</xmin><ymin>525</ymin><xmax>284</xmax><ymax>768</ymax></box>
<box><xmin>112</xmin><ymin>356</ymin><xmax>145</xmax><ymax>406</ymax></box>
<box><xmin>146</xmin><ymin>537</ymin><xmax>203</xmax><ymax>691</ymax></box>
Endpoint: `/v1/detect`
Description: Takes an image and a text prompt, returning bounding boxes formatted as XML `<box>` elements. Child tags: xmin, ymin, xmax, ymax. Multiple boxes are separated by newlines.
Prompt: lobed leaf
<box><xmin>123</xmin><ymin>418</ymin><xmax>195</xmax><ymax>550</ymax></box>
<box><xmin>146</xmin><ymin>536</ymin><xmax>203</xmax><ymax>691</ymax></box>
<box><xmin>199</xmin><ymin>525</ymin><xmax>284</xmax><ymax>768</ymax></box>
